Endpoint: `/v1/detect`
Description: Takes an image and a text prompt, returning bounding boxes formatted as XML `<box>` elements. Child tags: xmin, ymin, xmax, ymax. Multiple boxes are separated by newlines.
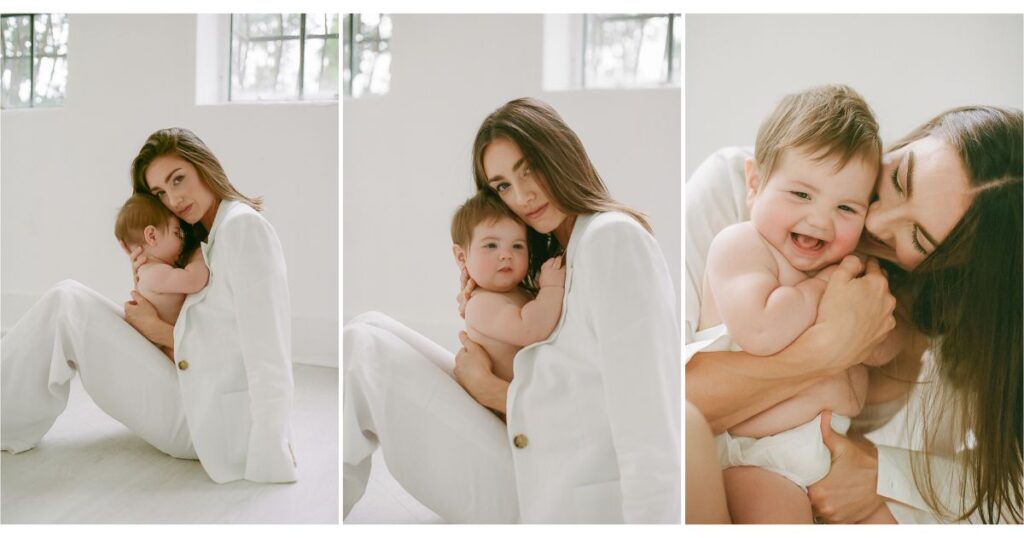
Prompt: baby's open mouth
<box><xmin>791</xmin><ymin>232</ymin><xmax>825</xmax><ymax>251</ymax></box>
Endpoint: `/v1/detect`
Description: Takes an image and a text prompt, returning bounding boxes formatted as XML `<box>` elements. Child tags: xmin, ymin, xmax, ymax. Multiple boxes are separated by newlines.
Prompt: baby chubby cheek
<box><xmin>830</xmin><ymin>224</ymin><xmax>864</xmax><ymax>259</ymax></box>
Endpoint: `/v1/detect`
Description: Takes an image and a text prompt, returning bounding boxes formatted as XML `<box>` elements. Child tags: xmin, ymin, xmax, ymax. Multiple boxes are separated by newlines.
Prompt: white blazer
<box><xmin>506</xmin><ymin>212</ymin><xmax>680</xmax><ymax>523</ymax></box>
<box><xmin>173</xmin><ymin>200</ymin><xmax>297</xmax><ymax>484</ymax></box>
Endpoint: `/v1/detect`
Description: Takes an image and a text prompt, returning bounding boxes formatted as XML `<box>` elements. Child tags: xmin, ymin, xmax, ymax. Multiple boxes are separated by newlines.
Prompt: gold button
<box><xmin>513</xmin><ymin>434</ymin><xmax>528</xmax><ymax>449</ymax></box>
<box><xmin>178</xmin><ymin>360</ymin><xmax>189</xmax><ymax>371</ymax></box>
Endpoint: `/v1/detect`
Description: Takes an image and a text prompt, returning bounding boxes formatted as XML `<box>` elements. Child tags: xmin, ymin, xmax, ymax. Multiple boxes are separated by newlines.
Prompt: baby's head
<box><xmin>745</xmin><ymin>84</ymin><xmax>881</xmax><ymax>272</ymax></box>
<box><xmin>451</xmin><ymin>191</ymin><xmax>529</xmax><ymax>293</ymax></box>
<box><xmin>115</xmin><ymin>194</ymin><xmax>184</xmax><ymax>265</ymax></box>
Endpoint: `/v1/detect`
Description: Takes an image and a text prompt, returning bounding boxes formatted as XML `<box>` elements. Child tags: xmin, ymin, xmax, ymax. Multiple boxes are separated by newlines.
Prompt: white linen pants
<box><xmin>343</xmin><ymin>311</ymin><xmax>518</xmax><ymax>523</ymax></box>
<box><xmin>1</xmin><ymin>280</ymin><xmax>195</xmax><ymax>459</ymax></box>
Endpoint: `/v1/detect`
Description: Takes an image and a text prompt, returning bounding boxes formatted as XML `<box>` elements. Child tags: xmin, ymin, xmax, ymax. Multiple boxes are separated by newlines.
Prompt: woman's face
<box><xmin>145</xmin><ymin>154</ymin><xmax>219</xmax><ymax>230</ymax></box>
<box><xmin>481</xmin><ymin>137</ymin><xmax>568</xmax><ymax>235</ymax></box>
<box><xmin>860</xmin><ymin>136</ymin><xmax>973</xmax><ymax>271</ymax></box>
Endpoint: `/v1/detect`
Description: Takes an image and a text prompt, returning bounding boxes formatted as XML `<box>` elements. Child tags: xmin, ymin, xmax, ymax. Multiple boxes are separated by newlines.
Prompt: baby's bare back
<box><xmin>465</xmin><ymin>288</ymin><xmax>533</xmax><ymax>383</ymax></box>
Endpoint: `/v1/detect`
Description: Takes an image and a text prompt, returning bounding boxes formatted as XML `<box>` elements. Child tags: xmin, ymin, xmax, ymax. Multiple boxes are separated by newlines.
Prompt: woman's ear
<box><xmin>452</xmin><ymin>244</ymin><xmax>467</xmax><ymax>269</ymax></box>
<box><xmin>744</xmin><ymin>158</ymin><xmax>761</xmax><ymax>209</ymax></box>
<box><xmin>144</xmin><ymin>225</ymin><xmax>159</xmax><ymax>246</ymax></box>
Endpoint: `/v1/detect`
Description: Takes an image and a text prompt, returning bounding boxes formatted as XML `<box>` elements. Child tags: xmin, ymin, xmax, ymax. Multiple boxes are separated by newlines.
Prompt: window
<box><xmin>583</xmin><ymin>14</ymin><xmax>679</xmax><ymax>88</ymax></box>
<box><xmin>229</xmin><ymin>13</ymin><xmax>338</xmax><ymax>102</ymax></box>
<box><xmin>1</xmin><ymin>13</ymin><xmax>68</xmax><ymax>109</ymax></box>
<box><xmin>343</xmin><ymin>14</ymin><xmax>391</xmax><ymax>98</ymax></box>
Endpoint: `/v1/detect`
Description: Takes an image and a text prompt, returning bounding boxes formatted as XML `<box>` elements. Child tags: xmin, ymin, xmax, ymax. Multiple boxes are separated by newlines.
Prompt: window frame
<box><xmin>581</xmin><ymin>13</ymin><xmax>680</xmax><ymax>89</ymax></box>
<box><xmin>227</xmin><ymin>13</ymin><xmax>339</xmax><ymax>103</ymax></box>
<box><xmin>342</xmin><ymin>13</ymin><xmax>391</xmax><ymax>98</ymax></box>
<box><xmin>1</xmin><ymin>12</ymin><xmax>68</xmax><ymax>109</ymax></box>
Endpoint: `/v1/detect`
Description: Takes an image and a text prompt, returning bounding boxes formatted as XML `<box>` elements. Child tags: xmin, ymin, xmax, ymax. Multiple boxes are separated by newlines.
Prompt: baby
<box><xmin>115</xmin><ymin>194</ymin><xmax>209</xmax><ymax>359</ymax></box>
<box><xmin>694</xmin><ymin>85</ymin><xmax>892</xmax><ymax>523</ymax></box>
<box><xmin>451</xmin><ymin>191</ymin><xmax>565</xmax><ymax>383</ymax></box>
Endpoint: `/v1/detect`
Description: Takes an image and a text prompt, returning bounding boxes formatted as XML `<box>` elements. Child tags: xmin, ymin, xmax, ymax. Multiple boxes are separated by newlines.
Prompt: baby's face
<box><xmin>149</xmin><ymin>217</ymin><xmax>185</xmax><ymax>264</ymax></box>
<box><xmin>465</xmin><ymin>217</ymin><xmax>529</xmax><ymax>292</ymax></box>
<box><xmin>749</xmin><ymin>148</ymin><xmax>875</xmax><ymax>272</ymax></box>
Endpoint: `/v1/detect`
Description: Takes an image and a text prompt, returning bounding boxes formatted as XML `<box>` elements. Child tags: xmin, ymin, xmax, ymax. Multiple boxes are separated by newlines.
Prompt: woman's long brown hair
<box><xmin>889</xmin><ymin>106</ymin><xmax>1022</xmax><ymax>523</ymax></box>
<box><xmin>472</xmin><ymin>98</ymin><xmax>652</xmax><ymax>279</ymax></box>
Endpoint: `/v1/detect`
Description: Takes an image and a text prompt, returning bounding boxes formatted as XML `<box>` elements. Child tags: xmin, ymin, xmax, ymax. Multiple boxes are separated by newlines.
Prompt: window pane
<box><xmin>350</xmin><ymin>14</ymin><xmax>391</xmax><ymax>97</ymax></box>
<box><xmin>305</xmin><ymin>13</ymin><xmax>338</xmax><ymax>36</ymax></box>
<box><xmin>2</xmin><ymin>57</ymin><xmax>31</xmax><ymax>108</ymax></box>
<box><xmin>304</xmin><ymin>37</ymin><xmax>339</xmax><ymax>99</ymax></box>
<box><xmin>2</xmin><ymin>15</ymin><xmax>32</xmax><ymax>58</ymax></box>
<box><xmin>33</xmin><ymin>13</ymin><xmax>68</xmax><ymax>106</ymax></box>
<box><xmin>231</xmin><ymin>14</ymin><xmax>301</xmax><ymax>100</ymax></box>
<box><xmin>585</xmin><ymin>15</ymin><xmax>672</xmax><ymax>88</ymax></box>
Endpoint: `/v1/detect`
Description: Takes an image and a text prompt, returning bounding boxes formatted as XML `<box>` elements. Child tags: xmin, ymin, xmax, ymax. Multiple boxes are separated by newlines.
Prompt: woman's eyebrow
<box><xmin>162</xmin><ymin>167</ymin><xmax>182</xmax><ymax>185</ymax></box>
<box><xmin>487</xmin><ymin>158</ymin><xmax>527</xmax><ymax>183</ymax></box>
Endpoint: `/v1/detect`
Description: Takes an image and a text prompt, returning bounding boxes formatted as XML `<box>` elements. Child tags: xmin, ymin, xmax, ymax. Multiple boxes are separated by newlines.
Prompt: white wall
<box><xmin>686</xmin><ymin>14</ymin><xmax>1024</xmax><ymax>178</ymax></box>
<box><xmin>0</xmin><ymin>14</ymin><xmax>339</xmax><ymax>366</ymax></box>
<box><xmin>343</xmin><ymin>14</ymin><xmax>681</xmax><ymax>350</ymax></box>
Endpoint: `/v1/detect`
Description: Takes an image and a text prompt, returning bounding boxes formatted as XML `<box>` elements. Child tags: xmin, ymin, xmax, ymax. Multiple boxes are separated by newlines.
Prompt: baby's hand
<box><xmin>814</xmin><ymin>255</ymin><xmax>862</xmax><ymax>283</ymax></box>
<box><xmin>539</xmin><ymin>256</ymin><xmax>566</xmax><ymax>289</ymax></box>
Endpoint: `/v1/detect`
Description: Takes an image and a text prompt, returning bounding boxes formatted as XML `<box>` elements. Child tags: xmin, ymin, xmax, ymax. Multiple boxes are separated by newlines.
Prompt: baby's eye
<box><xmin>790</xmin><ymin>191</ymin><xmax>809</xmax><ymax>200</ymax></box>
<box><xmin>838</xmin><ymin>204</ymin><xmax>857</xmax><ymax>214</ymax></box>
<box><xmin>513</xmin><ymin>244</ymin><xmax>525</xmax><ymax>250</ymax></box>
<box><xmin>484</xmin><ymin>243</ymin><xmax>497</xmax><ymax>249</ymax></box>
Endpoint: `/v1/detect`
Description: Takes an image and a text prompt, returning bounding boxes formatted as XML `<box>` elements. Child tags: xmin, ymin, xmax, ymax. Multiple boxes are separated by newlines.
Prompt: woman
<box><xmin>685</xmin><ymin>106</ymin><xmax>1022</xmax><ymax>523</ymax></box>
<box><xmin>344</xmin><ymin>98</ymin><xmax>679</xmax><ymax>523</ymax></box>
<box><xmin>1</xmin><ymin>128</ymin><xmax>296</xmax><ymax>484</ymax></box>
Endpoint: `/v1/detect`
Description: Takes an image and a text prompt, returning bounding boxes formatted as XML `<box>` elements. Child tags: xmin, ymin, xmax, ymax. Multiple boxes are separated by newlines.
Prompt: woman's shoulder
<box><xmin>219</xmin><ymin>201</ymin><xmax>272</xmax><ymax>230</ymax></box>
<box><xmin>574</xmin><ymin>212</ymin><xmax>656</xmax><ymax>253</ymax></box>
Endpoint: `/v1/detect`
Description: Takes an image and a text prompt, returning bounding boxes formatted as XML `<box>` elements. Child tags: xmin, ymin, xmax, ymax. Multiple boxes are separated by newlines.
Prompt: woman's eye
<box><xmin>911</xmin><ymin>227</ymin><xmax>928</xmax><ymax>255</ymax></box>
<box><xmin>155</xmin><ymin>191</ymin><xmax>165</xmax><ymax>198</ymax></box>
<box><xmin>890</xmin><ymin>167</ymin><xmax>904</xmax><ymax>196</ymax></box>
<box><xmin>791</xmin><ymin>191</ymin><xmax>809</xmax><ymax>200</ymax></box>
<box><xmin>494</xmin><ymin>182</ymin><xmax>509</xmax><ymax>193</ymax></box>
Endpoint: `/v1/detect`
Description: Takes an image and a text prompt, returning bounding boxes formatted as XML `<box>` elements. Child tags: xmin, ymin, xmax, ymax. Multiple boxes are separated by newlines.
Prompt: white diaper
<box><xmin>686</xmin><ymin>323</ymin><xmax>851</xmax><ymax>491</ymax></box>
<box><xmin>716</xmin><ymin>412</ymin><xmax>852</xmax><ymax>492</ymax></box>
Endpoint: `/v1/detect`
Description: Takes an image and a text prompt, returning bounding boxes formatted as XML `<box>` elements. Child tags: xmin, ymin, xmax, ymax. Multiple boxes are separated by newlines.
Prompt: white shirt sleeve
<box><xmin>684</xmin><ymin>147</ymin><xmax>752</xmax><ymax>354</ymax></box>
<box><xmin>220</xmin><ymin>212</ymin><xmax>297</xmax><ymax>483</ymax></box>
<box><xmin>576</xmin><ymin>215</ymin><xmax>681</xmax><ymax>523</ymax></box>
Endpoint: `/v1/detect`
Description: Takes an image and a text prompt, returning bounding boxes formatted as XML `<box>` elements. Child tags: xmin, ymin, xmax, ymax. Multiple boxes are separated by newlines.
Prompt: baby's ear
<box><xmin>144</xmin><ymin>225</ymin><xmax>159</xmax><ymax>246</ymax></box>
<box><xmin>452</xmin><ymin>244</ymin><xmax>466</xmax><ymax>269</ymax></box>
<box><xmin>744</xmin><ymin>158</ymin><xmax>761</xmax><ymax>209</ymax></box>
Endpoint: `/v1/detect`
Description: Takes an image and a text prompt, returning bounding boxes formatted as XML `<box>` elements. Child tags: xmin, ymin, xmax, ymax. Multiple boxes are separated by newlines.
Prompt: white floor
<box><xmin>1</xmin><ymin>364</ymin><xmax>338</xmax><ymax>524</ymax></box>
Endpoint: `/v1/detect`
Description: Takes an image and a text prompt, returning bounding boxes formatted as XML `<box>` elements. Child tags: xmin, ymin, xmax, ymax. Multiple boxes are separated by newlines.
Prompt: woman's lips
<box><xmin>177</xmin><ymin>203</ymin><xmax>193</xmax><ymax>218</ymax></box>
<box><xmin>525</xmin><ymin>203</ymin><xmax>548</xmax><ymax>221</ymax></box>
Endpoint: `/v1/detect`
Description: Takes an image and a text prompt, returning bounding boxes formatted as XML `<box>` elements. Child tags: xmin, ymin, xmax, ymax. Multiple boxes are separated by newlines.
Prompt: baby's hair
<box><xmin>115</xmin><ymin>193</ymin><xmax>176</xmax><ymax>248</ymax></box>
<box><xmin>755</xmin><ymin>84</ymin><xmax>882</xmax><ymax>186</ymax></box>
<box><xmin>450</xmin><ymin>190</ymin><xmax>526</xmax><ymax>249</ymax></box>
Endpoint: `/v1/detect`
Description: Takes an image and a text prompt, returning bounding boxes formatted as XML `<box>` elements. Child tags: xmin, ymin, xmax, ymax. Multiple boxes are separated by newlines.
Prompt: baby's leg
<box><xmin>723</xmin><ymin>466</ymin><xmax>813</xmax><ymax>524</ymax></box>
<box><xmin>858</xmin><ymin>504</ymin><xmax>898</xmax><ymax>524</ymax></box>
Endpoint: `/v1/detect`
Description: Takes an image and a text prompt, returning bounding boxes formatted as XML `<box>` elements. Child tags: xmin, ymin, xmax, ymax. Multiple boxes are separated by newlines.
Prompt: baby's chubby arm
<box><xmin>137</xmin><ymin>248</ymin><xmax>210</xmax><ymax>294</ymax></box>
<box><xmin>707</xmin><ymin>222</ymin><xmax>827</xmax><ymax>356</ymax></box>
<box><xmin>465</xmin><ymin>256</ymin><xmax>566</xmax><ymax>347</ymax></box>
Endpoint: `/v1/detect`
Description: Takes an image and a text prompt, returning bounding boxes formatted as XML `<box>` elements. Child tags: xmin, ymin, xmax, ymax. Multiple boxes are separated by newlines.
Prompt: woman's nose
<box><xmin>864</xmin><ymin>199</ymin><xmax>898</xmax><ymax>240</ymax></box>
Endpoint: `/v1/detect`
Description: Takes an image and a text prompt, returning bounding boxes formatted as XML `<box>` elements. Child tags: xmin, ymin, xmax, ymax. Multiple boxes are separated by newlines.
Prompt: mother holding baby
<box><xmin>344</xmin><ymin>98</ymin><xmax>680</xmax><ymax>523</ymax></box>
<box><xmin>1</xmin><ymin>128</ymin><xmax>296</xmax><ymax>484</ymax></box>
<box><xmin>685</xmin><ymin>103</ymin><xmax>1022</xmax><ymax>523</ymax></box>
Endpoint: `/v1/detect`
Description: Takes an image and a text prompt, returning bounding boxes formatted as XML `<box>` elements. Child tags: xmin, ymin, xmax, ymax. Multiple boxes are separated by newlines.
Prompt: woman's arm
<box><xmin>687</xmin><ymin>257</ymin><xmax>897</xmax><ymax>433</ymax></box>
<box><xmin>124</xmin><ymin>290</ymin><xmax>175</xmax><ymax>355</ymax></box>
<box><xmin>578</xmin><ymin>215</ymin><xmax>680</xmax><ymax>523</ymax></box>
<box><xmin>222</xmin><ymin>212</ymin><xmax>296</xmax><ymax>483</ymax></box>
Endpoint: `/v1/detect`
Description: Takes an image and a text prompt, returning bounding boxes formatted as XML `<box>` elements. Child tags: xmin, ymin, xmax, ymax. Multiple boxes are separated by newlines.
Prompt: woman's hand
<box><xmin>127</xmin><ymin>246</ymin><xmax>149</xmax><ymax>285</ymax></box>
<box><xmin>454</xmin><ymin>331</ymin><xmax>508</xmax><ymax>414</ymax></box>
<box><xmin>808</xmin><ymin>411</ymin><xmax>885</xmax><ymax>523</ymax></box>
<box><xmin>124</xmin><ymin>291</ymin><xmax>174</xmax><ymax>357</ymax></box>
<box><xmin>801</xmin><ymin>256</ymin><xmax>897</xmax><ymax>374</ymax></box>
<box><xmin>456</xmin><ymin>266</ymin><xmax>477</xmax><ymax>319</ymax></box>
